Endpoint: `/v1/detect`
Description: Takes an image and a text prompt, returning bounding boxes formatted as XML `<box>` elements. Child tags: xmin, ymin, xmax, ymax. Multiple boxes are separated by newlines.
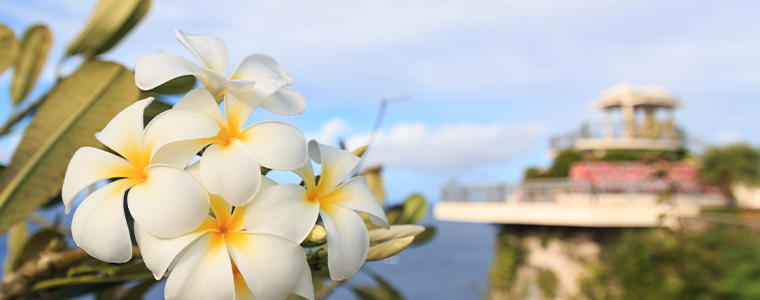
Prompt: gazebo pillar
<box><xmin>603</xmin><ymin>107</ymin><xmax>614</xmax><ymax>138</ymax></box>
<box><xmin>622</xmin><ymin>103</ymin><xmax>635</xmax><ymax>139</ymax></box>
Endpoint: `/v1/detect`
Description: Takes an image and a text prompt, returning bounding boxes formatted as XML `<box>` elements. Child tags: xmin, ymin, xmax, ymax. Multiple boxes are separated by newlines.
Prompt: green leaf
<box><xmin>385</xmin><ymin>206</ymin><xmax>403</xmax><ymax>225</ymax></box>
<box><xmin>146</xmin><ymin>75</ymin><xmax>196</xmax><ymax>95</ymax></box>
<box><xmin>0</xmin><ymin>23</ymin><xmax>20</xmax><ymax>75</ymax></box>
<box><xmin>361</xmin><ymin>166</ymin><xmax>384</xmax><ymax>206</ymax></box>
<box><xmin>350</xmin><ymin>287</ymin><xmax>381</xmax><ymax>300</ymax></box>
<box><xmin>67</xmin><ymin>0</ymin><xmax>150</xmax><ymax>58</ymax></box>
<box><xmin>369</xmin><ymin>273</ymin><xmax>405</xmax><ymax>300</ymax></box>
<box><xmin>118</xmin><ymin>279</ymin><xmax>158</xmax><ymax>300</ymax></box>
<box><xmin>3</xmin><ymin>222</ymin><xmax>26</xmax><ymax>273</ymax></box>
<box><xmin>11</xmin><ymin>25</ymin><xmax>51</xmax><ymax>105</ymax></box>
<box><xmin>411</xmin><ymin>226</ymin><xmax>436</xmax><ymax>246</ymax></box>
<box><xmin>0</xmin><ymin>60</ymin><xmax>140</xmax><ymax>235</ymax></box>
<box><xmin>40</xmin><ymin>283</ymin><xmax>124</xmax><ymax>300</ymax></box>
<box><xmin>397</xmin><ymin>194</ymin><xmax>428</xmax><ymax>225</ymax></box>
<box><xmin>142</xmin><ymin>98</ymin><xmax>173</xmax><ymax>126</ymax></box>
<box><xmin>32</xmin><ymin>273</ymin><xmax>152</xmax><ymax>291</ymax></box>
<box><xmin>352</xmin><ymin>145</ymin><xmax>368</xmax><ymax>157</ymax></box>
<box><xmin>13</xmin><ymin>229</ymin><xmax>66</xmax><ymax>270</ymax></box>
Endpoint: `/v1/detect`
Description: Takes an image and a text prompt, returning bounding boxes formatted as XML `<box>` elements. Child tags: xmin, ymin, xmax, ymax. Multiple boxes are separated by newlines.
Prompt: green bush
<box><xmin>580</xmin><ymin>224</ymin><xmax>760</xmax><ymax>300</ymax></box>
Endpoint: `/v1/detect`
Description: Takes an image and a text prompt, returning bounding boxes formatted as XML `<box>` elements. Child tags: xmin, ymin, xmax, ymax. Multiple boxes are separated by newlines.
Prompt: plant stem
<box><xmin>0</xmin><ymin>246</ymin><xmax>140</xmax><ymax>300</ymax></box>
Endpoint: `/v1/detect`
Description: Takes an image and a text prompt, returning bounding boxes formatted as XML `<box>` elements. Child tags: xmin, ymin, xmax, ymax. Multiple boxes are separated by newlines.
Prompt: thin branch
<box><xmin>353</xmin><ymin>95</ymin><xmax>410</xmax><ymax>174</ymax></box>
<box><xmin>0</xmin><ymin>245</ymin><xmax>141</xmax><ymax>300</ymax></box>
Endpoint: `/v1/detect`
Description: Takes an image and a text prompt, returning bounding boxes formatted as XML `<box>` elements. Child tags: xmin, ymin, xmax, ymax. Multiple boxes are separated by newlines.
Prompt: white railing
<box><xmin>441</xmin><ymin>179</ymin><xmax>711</xmax><ymax>203</ymax></box>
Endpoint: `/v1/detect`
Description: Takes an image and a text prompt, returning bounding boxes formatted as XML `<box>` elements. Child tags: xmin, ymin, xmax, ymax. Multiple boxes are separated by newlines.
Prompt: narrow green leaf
<box><xmin>67</xmin><ymin>0</ymin><xmax>150</xmax><ymax>58</ymax></box>
<box><xmin>118</xmin><ymin>279</ymin><xmax>158</xmax><ymax>300</ymax></box>
<box><xmin>411</xmin><ymin>226</ymin><xmax>436</xmax><ymax>246</ymax></box>
<box><xmin>0</xmin><ymin>60</ymin><xmax>140</xmax><ymax>234</ymax></box>
<box><xmin>32</xmin><ymin>273</ymin><xmax>152</xmax><ymax>291</ymax></box>
<box><xmin>352</xmin><ymin>145</ymin><xmax>368</xmax><ymax>157</ymax></box>
<box><xmin>146</xmin><ymin>75</ymin><xmax>196</xmax><ymax>95</ymax></box>
<box><xmin>142</xmin><ymin>98</ymin><xmax>173</xmax><ymax>126</ymax></box>
<box><xmin>3</xmin><ymin>222</ymin><xmax>26</xmax><ymax>273</ymax></box>
<box><xmin>40</xmin><ymin>283</ymin><xmax>123</xmax><ymax>300</ymax></box>
<box><xmin>13</xmin><ymin>229</ymin><xmax>66</xmax><ymax>270</ymax></box>
<box><xmin>0</xmin><ymin>24</ymin><xmax>20</xmax><ymax>75</ymax></box>
<box><xmin>361</xmin><ymin>166</ymin><xmax>384</xmax><ymax>206</ymax></box>
<box><xmin>397</xmin><ymin>194</ymin><xmax>428</xmax><ymax>225</ymax></box>
<box><xmin>385</xmin><ymin>206</ymin><xmax>403</xmax><ymax>225</ymax></box>
<box><xmin>95</xmin><ymin>286</ymin><xmax>117</xmax><ymax>300</ymax></box>
<box><xmin>11</xmin><ymin>25</ymin><xmax>51</xmax><ymax>105</ymax></box>
<box><xmin>351</xmin><ymin>287</ymin><xmax>381</xmax><ymax>300</ymax></box>
<box><xmin>369</xmin><ymin>273</ymin><xmax>405</xmax><ymax>300</ymax></box>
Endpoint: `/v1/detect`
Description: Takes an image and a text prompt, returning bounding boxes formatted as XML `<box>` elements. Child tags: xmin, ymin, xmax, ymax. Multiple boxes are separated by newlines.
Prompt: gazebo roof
<box><xmin>593</xmin><ymin>83</ymin><xmax>682</xmax><ymax>109</ymax></box>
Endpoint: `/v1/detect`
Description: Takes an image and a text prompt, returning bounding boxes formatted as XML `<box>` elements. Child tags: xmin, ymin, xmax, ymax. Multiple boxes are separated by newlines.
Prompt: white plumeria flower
<box><xmin>136</xmin><ymin>164</ymin><xmax>314</xmax><ymax>300</ymax></box>
<box><xmin>244</xmin><ymin>140</ymin><xmax>390</xmax><ymax>280</ymax></box>
<box><xmin>171</xmin><ymin>88</ymin><xmax>308</xmax><ymax>206</ymax></box>
<box><xmin>135</xmin><ymin>29</ymin><xmax>305</xmax><ymax>115</ymax></box>
<box><xmin>62</xmin><ymin>98</ymin><xmax>221</xmax><ymax>263</ymax></box>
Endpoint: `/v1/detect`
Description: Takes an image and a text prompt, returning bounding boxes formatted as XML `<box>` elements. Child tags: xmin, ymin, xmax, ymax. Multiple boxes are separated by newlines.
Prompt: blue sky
<box><xmin>1</xmin><ymin>0</ymin><xmax>760</xmax><ymax>204</ymax></box>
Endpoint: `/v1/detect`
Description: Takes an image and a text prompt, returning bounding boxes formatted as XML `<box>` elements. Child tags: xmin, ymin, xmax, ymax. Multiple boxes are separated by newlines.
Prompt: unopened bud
<box><xmin>307</xmin><ymin>225</ymin><xmax>326</xmax><ymax>244</ymax></box>
<box><xmin>368</xmin><ymin>225</ymin><xmax>425</xmax><ymax>243</ymax></box>
<box><xmin>366</xmin><ymin>236</ymin><xmax>415</xmax><ymax>261</ymax></box>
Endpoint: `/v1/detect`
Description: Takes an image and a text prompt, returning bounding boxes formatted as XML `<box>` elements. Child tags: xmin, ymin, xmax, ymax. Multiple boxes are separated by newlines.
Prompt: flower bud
<box><xmin>368</xmin><ymin>225</ymin><xmax>425</xmax><ymax>243</ymax></box>
<box><xmin>366</xmin><ymin>236</ymin><xmax>415</xmax><ymax>261</ymax></box>
<box><xmin>307</xmin><ymin>225</ymin><xmax>327</xmax><ymax>244</ymax></box>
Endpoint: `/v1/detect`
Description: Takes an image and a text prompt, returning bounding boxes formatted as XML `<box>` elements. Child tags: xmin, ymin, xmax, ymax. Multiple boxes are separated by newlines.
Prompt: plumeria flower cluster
<box><xmin>61</xmin><ymin>29</ymin><xmax>400</xmax><ymax>300</ymax></box>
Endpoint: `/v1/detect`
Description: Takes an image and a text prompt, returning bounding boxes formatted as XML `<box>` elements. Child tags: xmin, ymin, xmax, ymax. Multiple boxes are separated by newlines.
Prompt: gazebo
<box><xmin>574</xmin><ymin>83</ymin><xmax>683</xmax><ymax>152</ymax></box>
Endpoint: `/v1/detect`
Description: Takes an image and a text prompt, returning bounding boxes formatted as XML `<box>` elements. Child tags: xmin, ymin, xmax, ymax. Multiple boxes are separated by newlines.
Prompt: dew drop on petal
<box><xmin>237</xmin><ymin>164</ymin><xmax>248</xmax><ymax>172</ymax></box>
<box><xmin>273</xmin><ymin>82</ymin><xmax>282</xmax><ymax>87</ymax></box>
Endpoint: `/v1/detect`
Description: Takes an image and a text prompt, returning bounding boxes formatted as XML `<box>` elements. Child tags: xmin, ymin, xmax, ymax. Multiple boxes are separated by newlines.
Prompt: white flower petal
<box><xmin>309</xmin><ymin>140</ymin><xmax>360</xmax><ymax>196</ymax></box>
<box><xmin>135</xmin><ymin>53</ymin><xmax>205</xmax><ymax>91</ymax></box>
<box><xmin>95</xmin><ymin>98</ymin><xmax>152</xmax><ymax>161</ymax></box>
<box><xmin>243</xmin><ymin>184</ymin><xmax>319</xmax><ymax>243</ymax></box>
<box><xmin>127</xmin><ymin>164</ymin><xmax>210</xmax><ymax>239</ymax></box>
<box><xmin>223</xmin><ymin>87</ymin><xmax>260</xmax><ymax>134</ymax></box>
<box><xmin>293</xmin><ymin>159</ymin><xmax>317</xmax><ymax>192</ymax></box>
<box><xmin>142</xmin><ymin>109</ymin><xmax>219</xmax><ymax>166</ymax></box>
<box><xmin>234</xmin><ymin>266</ymin><xmax>256</xmax><ymax>300</ymax></box>
<box><xmin>293</xmin><ymin>259</ymin><xmax>315</xmax><ymax>300</ymax></box>
<box><xmin>260</xmin><ymin>86</ymin><xmax>306</xmax><ymax>116</ymax></box>
<box><xmin>173</xmin><ymin>88</ymin><xmax>226</xmax><ymax>125</ymax></box>
<box><xmin>165</xmin><ymin>233</ymin><xmax>235</xmax><ymax>300</ymax></box>
<box><xmin>320</xmin><ymin>203</ymin><xmax>370</xmax><ymax>280</ymax></box>
<box><xmin>150</xmin><ymin>139</ymin><xmax>209</xmax><ymax>169</ymax></box>
<box><xmin>175</xmin><ymin>29</ymin><xmax>228</xmax><ymax>76</ymax></box>
<box><xmin>321</xmin><ymin>177</ymin><xmax>389</xmax><ymax>229</ymax></box>
<box><xmin>227</xmin><ymin>232</ymin><xmax>305</xmax><ymax>300</ymax></box>
<box><xmin>134</xmin><ymin>219</ymin><xmax>214</xmax><ymax>280</ymax></box>
<box><xmin>238</xmin><ymin>121</ymin><xmax>308</xmax><ymax>171</ymax></box>
<box><xmin>200</xmin><ymin>139</ymin><xmax>261</xmax><ymax>206</ymax></box>
<box><xmin>71</xmin><ymin>180</ymin><xmax>132</xmax><ymax>263</ymax></box>
<box><xmin>62</xmin><ymin>147</ymin><xmax>135</xmax><ymax>213</ymax></box>
<box><xmin>185</xmin><ymin>160</ymin><xmax>201</xmax><ymax>180</ymax></box>
<box><xmin>230</xmin><ymin>53</ymin><xmax>293</xmax><ymax>85</ymax></box>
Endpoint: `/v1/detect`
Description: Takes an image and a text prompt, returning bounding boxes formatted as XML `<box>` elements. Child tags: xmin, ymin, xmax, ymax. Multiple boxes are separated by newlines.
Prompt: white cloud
<box><xmin>346</xmin><ymin>121</ymin><xmax>545</xmax><ymax>172</ymax></box>
<box><xmin>304</xmin><ymin>117</ymin><xmax>352</xmax><ymax>146</ymax></box>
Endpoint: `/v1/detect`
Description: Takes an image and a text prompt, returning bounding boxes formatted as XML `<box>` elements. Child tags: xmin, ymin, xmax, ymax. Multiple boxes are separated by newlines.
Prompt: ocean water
<box><xmin>1</xmin><ymin>215</ymin><xmax>498</xmax><ymax>300</ymax></box>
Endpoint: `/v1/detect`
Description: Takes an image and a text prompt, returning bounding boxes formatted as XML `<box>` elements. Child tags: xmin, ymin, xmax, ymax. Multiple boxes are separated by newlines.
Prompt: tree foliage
<box><xmin>697</xmin><ymin>144</ymin><xmax>760</xmax><ymax>206</ymax></box>
<box><xmin>580</xmin><ymin>224</ymin><xmax>760</xmax><ymax>300</ymax></box>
